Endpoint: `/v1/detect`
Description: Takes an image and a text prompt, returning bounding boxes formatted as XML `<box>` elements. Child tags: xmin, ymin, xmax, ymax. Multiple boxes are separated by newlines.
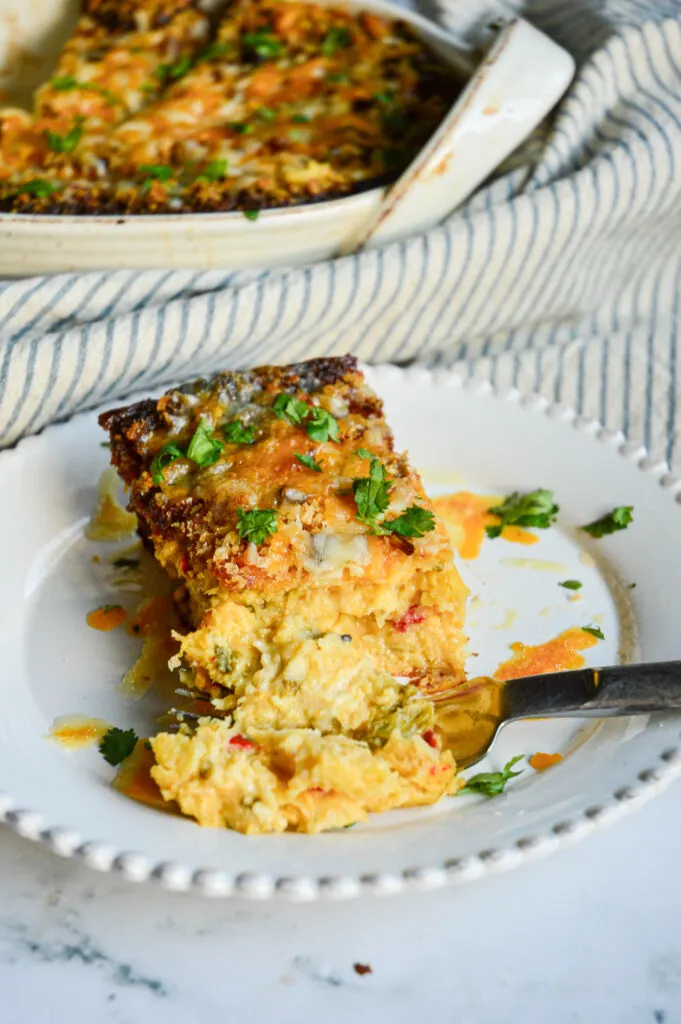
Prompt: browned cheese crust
<box><xmin>101</xmin><ymin>355</ymin><xmax>469</xmax><ymax>691</ymax></box>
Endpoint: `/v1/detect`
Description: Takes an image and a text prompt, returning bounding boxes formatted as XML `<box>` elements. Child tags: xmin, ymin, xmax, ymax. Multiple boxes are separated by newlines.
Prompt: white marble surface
<box><xmin>0</xmin><ymin>780</ymin><xmax>679</xmax><ymax>1024</ymax></box>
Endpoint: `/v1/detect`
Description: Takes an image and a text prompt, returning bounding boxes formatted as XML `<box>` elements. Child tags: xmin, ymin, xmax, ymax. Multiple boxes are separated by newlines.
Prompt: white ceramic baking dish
<box><xmin>0</xmin><ymin>0</ymin><xmax>574</xmax><ymax>274</ymax></box>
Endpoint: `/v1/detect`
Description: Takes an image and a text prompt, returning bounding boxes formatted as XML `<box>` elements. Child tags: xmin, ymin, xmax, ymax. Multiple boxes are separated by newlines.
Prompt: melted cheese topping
<box><xmin>0</xmin><ymin>0</ymin><xmax>459</xmax><ymax>212</ymax></box>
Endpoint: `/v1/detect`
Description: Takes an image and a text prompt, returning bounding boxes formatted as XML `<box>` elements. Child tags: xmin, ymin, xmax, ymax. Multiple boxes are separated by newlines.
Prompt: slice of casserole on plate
<box><xmin>101</xmin><ymin>356</ymin><xmax>469</xmax><ymax>832</ymax></box>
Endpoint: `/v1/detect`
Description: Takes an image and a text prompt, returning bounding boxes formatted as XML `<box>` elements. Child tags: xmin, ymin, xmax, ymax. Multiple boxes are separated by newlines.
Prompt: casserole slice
<box><xmin>102</xmin><ymin>354</ymin><xmax>468</xmax><ymax>694</ymax></box>
<box><xmin>102</xmin><ymin>356</ymin><xmax>469</xmax><ymax>832</ymax></box>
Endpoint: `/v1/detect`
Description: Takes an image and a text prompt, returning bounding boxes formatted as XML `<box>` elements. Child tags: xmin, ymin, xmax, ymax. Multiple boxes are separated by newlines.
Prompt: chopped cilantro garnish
<box><xmin>186</xmin><ymin>419</ymin><xmax>224</xmax><ymax>468</ymax></box>
<box><xmin>353</xmin><ymin>453</ymin><xmax>391</xmax><ymax>527</ymax></box>
<box><xmin>138</xmin><ymin>163</ymin><xmax>173</xmax><ymax>181</ymax></box>
<box><xmin>51</xmin><ymin>75</ymin><xmax>79</xmax><ymax>90</ymax></box>
<box><xmin>559</xmin><ymin>579</ymin><xmax>582</xmax><ymax>590</ymax></box>
<box><xmin>273</xmin><ymin>394</ymin><xmax>311</xmax><ymax>425</ymax></box>
<box><xmin>44</xmin><ymin>119</ymin><xmax>83</xmax><ymax>154</ymax></box>
<box><xmin>223</xmin><ymin>419</ymin><xmax>255</xmax><ymax>444</ymax></box>
<box><xmin>15</xmin><ymin>178</ymin><xmax>62</xmax><ymax>198</ymax></box>
<box><xmin>197</xmin><ymin>159</ymin><xmax>228</xmax><ymax>182</ymax></box>
<box><xmin>231</xmin><ymin>122</ymin><xmax>254</xmax><ymax>135</ymax></box>
<box><xmin>273</xmin><ymin>394</ymin><xmax>339</xmax><ymax>442</ymax></box>
<box><xmin>295</xmin><ymin>453</ymin><xmax>322</xmax><ymax>472</ymax></box>
<box><xmin>583</xmin><ymin>624</ymin><xmax>604</xmax><ymax>639</ymax></box>
<box><xmin>292</xmin><ymin>113</ymin><xmax>311</xmax><ymax>123</ymax></box>
<box><xmin>374</xmin><ymin>90</ymin><xmax>394</xmax><ymax>106</ymax></box>
<box><xmin>387</xmin><ymin>505</ymin><xmax>435</xmax><ymax>538</ymax></box>
<box><xmin>243</xmin><ymin>31</ymin><xmax>284</xmax><ymax>59</ymax></box>
<box><xmin>99</xmin><ymin>727</ymin><xmax>138</xmax><ymax>767</ymax></box>
<box><xmin>326</xmin><ymin>71</ymin><xmax>350</xmax><ymax>83</ymax></box>
<box><xmin>464</xmin><ymin>755</ymin><xmax>524</xmax><ymax>798</ymax></box>
<box><xmin>150</xmin><ymin>442</ymin><xmax>184</xmax><ymax>484</ymax></box>
<box><xmin>50</xmin><ymin>75</ymin><xmax>119</xmax><ymax>104</ymax></box>
<box><xmin>321</xmin><ymin>26</ymin><xmax>352</xmax><ymax>55</ymax></box>
<box><xmin>236</xmin><ymin>507</ymin><xmax>278</xmax><ymax>545</ymax></box>
<box><xmin>288</xmin><ymin>128</ymin><xmax>308</xmax><ymax>142</ymax></box>
<box><xmin>199</xmin><ymin>41</ymin><xmax>231</xmax><ymax>62</ymax></box>
<box><xmin>243</xmin><ymin>209</ymin><xmax>260</xmax><ymax>221</ymax></box>
<box><xmin>305</xmin><ymin>407</ymin><xmax>338</xmax><ymax>443</ymax></box>
<box><xmin>256</xmin><ymin>106</ymin><xmax>277</xmax><ymax>121</ymax></box>
<box><xmin>138</xmin><ymin>164</ymin><xmax>173</xmax><ymax>193</ymax></box>
<box><xmin>352</xmin><ymin>453</ymin><xmax>436</xmax><ymax>539</ymax></box>
<box><xmin>155</xmin><ymin>54</ymin><xmax>194</xmax><ymax>81</ymax></box>
<box><xmin>486</xmin><ymin>489</ymin><xmax>559</xmax><ymax>539</ymax></box>
<box><xmin>581</xmin><ymin>506</ymin><xmax>633</xmax><ymax>538</ymax></box>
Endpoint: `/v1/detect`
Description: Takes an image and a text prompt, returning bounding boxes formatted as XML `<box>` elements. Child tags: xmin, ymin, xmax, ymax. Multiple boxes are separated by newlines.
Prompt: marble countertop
<box><xmin>1</xmin><ymin>779</ymin><xmax>679</xmax><ymax>1024</ymax></box>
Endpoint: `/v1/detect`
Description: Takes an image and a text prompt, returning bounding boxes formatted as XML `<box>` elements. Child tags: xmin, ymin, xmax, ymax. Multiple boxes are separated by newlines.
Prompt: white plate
<box><xmin>1</xmin><ymin>366</ymin><xmax>680</xmax><ymax>900</ymax></box>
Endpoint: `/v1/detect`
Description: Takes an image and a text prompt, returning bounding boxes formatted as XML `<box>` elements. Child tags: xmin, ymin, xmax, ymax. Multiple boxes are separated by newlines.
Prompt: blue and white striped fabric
<box><xmin>0</xmin><ymin>5</ymin><xmax>679</xmax><ymax>466</ymax></box>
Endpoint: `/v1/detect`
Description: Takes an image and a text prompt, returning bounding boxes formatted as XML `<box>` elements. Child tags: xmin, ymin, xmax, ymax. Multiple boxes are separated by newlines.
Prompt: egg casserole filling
<box><xmin>0</xmin><ymin>0</ymin><xmax>461</xmax><ymax>213</ymax></box>
<box><xmin>101</xmin><ymin>355</ymin><xmax>468</xmax><ymax>832</ymax></box>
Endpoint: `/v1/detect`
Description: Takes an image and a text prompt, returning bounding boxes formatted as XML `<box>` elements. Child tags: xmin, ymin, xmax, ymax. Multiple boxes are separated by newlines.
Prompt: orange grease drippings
<box><xmin>530</xmin><ymin>752</ymin><xmax>563</xmax><ymax>771</ymax></box>
<box><xmin>501</xmin><ymin>525</ymin><xmax>539</xmax><ymax>546</ymax></box>
<box><xmin>113</xmin><ymin>741</ymin><xmax>171</xmax><ymax>812</ymax></box>
<box><xmin>86</xmin><ymin>604</ymin><xmax>127</xmax><ymax>631</ymax></box>
<box><xmin>433</xmin><ymin>492</ymin><xmax>538</xmax><ymax>560</ymax></box>
<box><xmin>49</xmin><ymin>715</ymin><xmax>111</xmax><ymax>750</ymax></box>
<box><xmin>494</xmin><ymin>627</ymin><xmax>598</xmax><ymax>681</ymax></box>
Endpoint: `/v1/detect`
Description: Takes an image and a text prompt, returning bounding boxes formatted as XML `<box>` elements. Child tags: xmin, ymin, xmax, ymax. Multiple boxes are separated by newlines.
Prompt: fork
<box><xmin>431</xmin><ymin>661</ymin><xmax>681</xmax><ymax>768</ymax></box>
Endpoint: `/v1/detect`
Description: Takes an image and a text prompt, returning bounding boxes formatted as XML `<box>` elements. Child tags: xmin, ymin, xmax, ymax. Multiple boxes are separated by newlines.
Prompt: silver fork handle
<box><xmin>504</xmin><ymin>661</ymin><xmax>681</xmax><ymax>721</ymax></box>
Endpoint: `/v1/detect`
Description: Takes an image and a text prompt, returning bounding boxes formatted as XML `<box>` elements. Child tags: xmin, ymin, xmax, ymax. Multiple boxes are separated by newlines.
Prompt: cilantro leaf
<box><xmin>15</xmin><ymin>178</ymin><xmax>62</xmax><ymax>198</ymax></box>
<box><xmin>305</xmin><ymin>407</ymin><xmax>338</xmax><ymax>443</ymax></box>
<box><xmin>51</xmin><ymin>75</ymin><xmax>79</xmax><ymax>90</ymax></box>
<box><xmin>44</xmin><ymin>119</ymin><xmax>83</xmax><ymax>154</ymax></box>
<box><xmin>138</xmin><ymin>164</ymin><xmax>173</xmax><ymax>181</ymax></box>
<box><xmin>236</xmin><ymin>507</ymin><xmax>278</xmax><ymax>546</ymax></box>
<box><xmin>387</xmin><ymin>505</ymin><xmax>435</xmax><ymax>538</ymax></box>
<box><xmin>321</xmin><ymin>26</ymin><xmax>352</xmax><ymax>56</ymax></box>
<box><xmin>197</xmin><ymin>159</ymin><xmax>228</xmax><ymax>182</ymax></box>
<box><xmin>352</xmin><ymin>456</ymin><xmax>434</xmax><ymax>539</ymax></box>
<box><xmin>559</xmin><ymin>579</ymin><xmax>582</xmax><ymax>590</ymax></box>
<box><xmin>199</xmin><ymin>41</ymin><xmax>231</xmax><ymax>62</ymax></box>
<box><xmin>243</xmin><ymin>209</ymin><xmax>259</xmax><ymax>221</ymax></box>
<box><xmin>186</xmin><ymin>420</ymin><xmax>224</xmax><ymax>468</ymax></box>
<box><xmin>138</xmin><ymin>163</ymin><xmax>173</xmax><ymax>194</ymax></box>
<box><xmin>223</xmin><ymin>419</ymin><xmax>255</xmax><ymax>444</ymax></box>
<box><xmin>155</xmin><ymin>54</ymin><xmax>194</xmax><ymax>81</ymax></box>
<box><xmin>99</xmin><ymin>727</ymin><xmax>138</xmax><ymax>766</ymax></box>
<box><xmin>231</xmin><ymin>122</ymin><xmax>254</xmax><ymax>135</ymax></box>
<box><xmin>150</xmin><ymin>442</ymin><xmax>184</xmax><ymax>484</ymax></box>
<box><xmin>581</xmin><ymin>506</ymin><xmax>633</xmax><ymax>538</ymax></box>
<box><xmin>256</xmin><ymin>105</ymin><xmax>277</xmax><ymax>121</ymax></box>
<box><xmin>295</xmin><ymin>453</ymin><xmax>322</xmax><ymax>472</ymax></box>
<box><xmin>464</xmin><ymin>755</ymin><xmax>524</xmax><ymax>798</ymax></box>
<box><xmin>272</xmin><ymin>395</ymin><xmax>339</xmax><ymax>441</ymax></box>
<box><xmin>273</xmin><ymin>393</ymin><xmax>311</xmax><ymax>425</ymax></box>
<box><xmin>582</xmin><ymin>624</ymin><xmax>604</xmax><ymax>639</ymax></box>
<box><xmin>353</xmin><ymin>454</ymin><xmax>392</xmax><ymax>529</ymax></box>
<box><xmin>486</xmin><ymin>489</ymin><xmax>559</xmax><ymax>539</ymax></box>
<box><xmin>242</xmin><ymin>31</ymin><xmax>283</xmax><ymax>59</ymax></box>
<box><xmin>50</xmin><ymin>76</ymin><xmax>119</xmax><ymax>105</ymax></box>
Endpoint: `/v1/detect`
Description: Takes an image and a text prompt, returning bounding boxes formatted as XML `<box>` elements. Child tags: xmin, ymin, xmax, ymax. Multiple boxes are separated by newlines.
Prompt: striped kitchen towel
<box><xmin>0</xmin><ymin>8</ymin><xmax>679</xmax><ymax>465</ymax></box>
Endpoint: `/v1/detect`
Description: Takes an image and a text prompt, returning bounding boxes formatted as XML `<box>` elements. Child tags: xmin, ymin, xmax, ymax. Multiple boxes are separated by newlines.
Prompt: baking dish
<box><xmin>0</xmin><ymin>0</ymin><xmax>574</xmax><ymax>273</ymax></box>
